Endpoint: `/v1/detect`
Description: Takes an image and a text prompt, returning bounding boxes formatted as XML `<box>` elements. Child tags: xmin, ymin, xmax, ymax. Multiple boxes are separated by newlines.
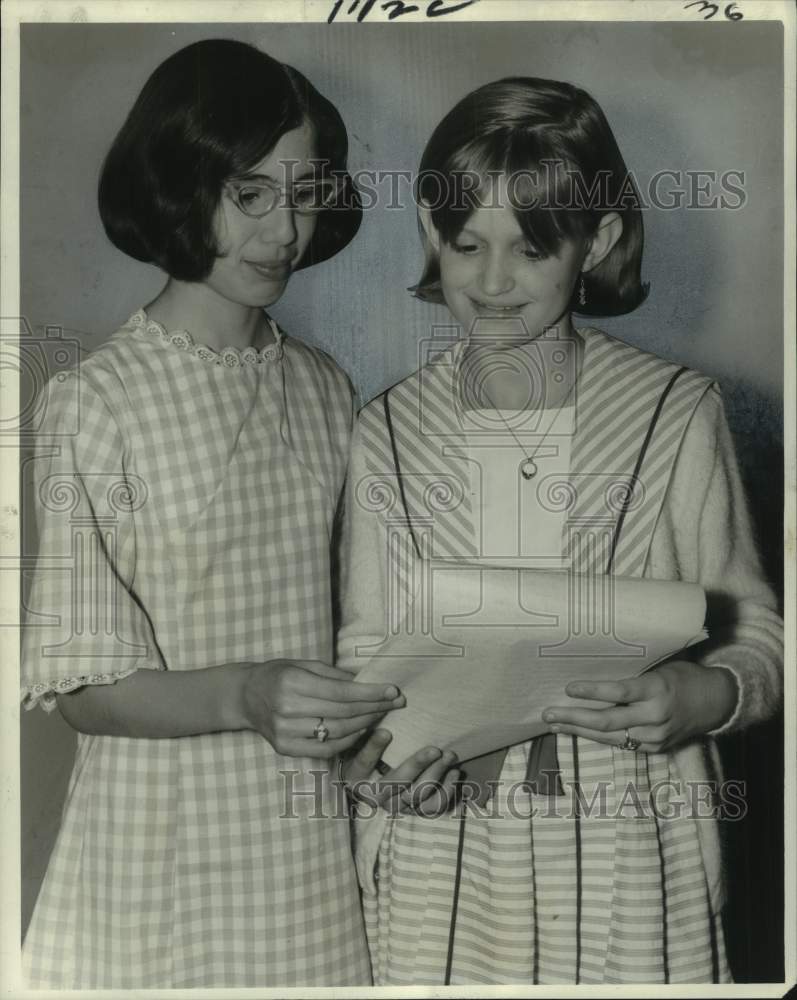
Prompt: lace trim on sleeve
<box><xmin>21</xmin><ymin>667</ymin><xmax>140</xmax><ymax>713</ymax></box>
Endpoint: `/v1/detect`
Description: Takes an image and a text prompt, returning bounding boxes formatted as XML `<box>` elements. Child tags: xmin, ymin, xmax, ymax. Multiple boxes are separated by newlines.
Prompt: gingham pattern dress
<box><xmin>21</xmin><ymin>311</ymin><xmax>371</xmax><ymax>988</ymax></box>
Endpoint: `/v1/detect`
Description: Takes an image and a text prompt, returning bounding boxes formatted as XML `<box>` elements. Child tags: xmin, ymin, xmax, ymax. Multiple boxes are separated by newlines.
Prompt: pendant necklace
<box><xmin>478</xmin><ymin>376</ymin><xmax>578</xmax><ymax>482</ymax></box>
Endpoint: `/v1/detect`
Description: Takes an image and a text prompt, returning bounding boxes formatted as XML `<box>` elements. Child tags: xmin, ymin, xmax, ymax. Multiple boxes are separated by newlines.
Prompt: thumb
<box><xmin>345</xmin><ymin>729</ymin><xmax>392</xmax><ymax>783</ymax></box>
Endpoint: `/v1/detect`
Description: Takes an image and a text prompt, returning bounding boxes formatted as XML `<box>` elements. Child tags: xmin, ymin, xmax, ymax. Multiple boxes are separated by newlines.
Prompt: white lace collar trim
<box><xmin>127</xmin><ymin>309</ymin><xmax>284</xmax><ymax>368</ymax></box>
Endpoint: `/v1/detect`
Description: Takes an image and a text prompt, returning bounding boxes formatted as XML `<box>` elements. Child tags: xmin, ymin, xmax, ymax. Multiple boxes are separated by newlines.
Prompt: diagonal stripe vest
<box><xmin>357</xmin><ymin>327</ymin><xmax>713</xmax><ymax>779</ymax></box>
<box><xmin>358</xmin><ymin>326</ymin><xmax>712</xmax><ymax>586</ymax></box>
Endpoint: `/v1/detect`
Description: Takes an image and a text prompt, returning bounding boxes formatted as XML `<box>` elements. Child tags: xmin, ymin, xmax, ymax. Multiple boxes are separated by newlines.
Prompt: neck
<box><xmin>145</xmin><ymin>279</ymin><xmax>272</xmax><ymax>352</ymax></box>
<box><xmin>459</xmin><ymin>316</ymin><xmax>583</xmax><ymax>411</ymax></box>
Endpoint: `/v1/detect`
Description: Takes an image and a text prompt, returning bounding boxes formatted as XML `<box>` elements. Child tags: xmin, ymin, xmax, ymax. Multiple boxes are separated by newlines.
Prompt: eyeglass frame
<box><xmin>223</xmin><ymin>174</ymin><xmax>343</xmax><ymax>219</ymax></box>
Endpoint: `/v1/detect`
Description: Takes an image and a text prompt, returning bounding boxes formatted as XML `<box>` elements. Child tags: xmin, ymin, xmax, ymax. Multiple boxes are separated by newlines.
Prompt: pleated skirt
<box><xmin>364</xmin><ymin>738</ymin><xmax>731</xmax><ymax>985</ymax></box>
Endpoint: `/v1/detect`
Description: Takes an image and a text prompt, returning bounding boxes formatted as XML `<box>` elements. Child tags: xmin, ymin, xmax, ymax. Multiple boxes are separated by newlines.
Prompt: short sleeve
<box><xmin>335</xmin><ymin>418</ymin><xmax>393</xmax><ymax>675</ymax></box>
<box><xmin>21</xmin><ymin>368</ymin><xmax>164</xmax><ymax>712</ymax></box>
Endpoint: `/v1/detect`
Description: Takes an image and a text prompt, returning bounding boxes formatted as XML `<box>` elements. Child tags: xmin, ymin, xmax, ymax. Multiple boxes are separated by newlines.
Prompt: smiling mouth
<box><xmin>469</xmin><ymin>298</ymin><xmax>528</xmax><ymax>314</ymax></box>
<box><xmin>246</xmin><ymin>260</ymin><xmax>292</xmax><ymax>280</ymax></box>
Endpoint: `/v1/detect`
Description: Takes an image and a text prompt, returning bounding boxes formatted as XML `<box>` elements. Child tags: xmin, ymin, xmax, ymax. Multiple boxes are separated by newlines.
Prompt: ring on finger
<box><xmin>619</xmin><ymin>728</ymin><xmax>641</xmax><ymax>752</ymax></box>
<box><xmin>313</xmin><ymin>718</ymin><xmax>330</xmax><ymax>743</ymax></box>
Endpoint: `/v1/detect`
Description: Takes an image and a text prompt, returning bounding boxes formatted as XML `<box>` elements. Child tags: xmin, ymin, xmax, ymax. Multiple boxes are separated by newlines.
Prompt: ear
<box><xmin>582</xmin><ymin>212</ymin><xmax>623</xmax><ymax>273</ymax></box>
<box><xmin>418</xmin><ymin>202</ymin><xmax>441</xmax><ymax>253</ymax></box>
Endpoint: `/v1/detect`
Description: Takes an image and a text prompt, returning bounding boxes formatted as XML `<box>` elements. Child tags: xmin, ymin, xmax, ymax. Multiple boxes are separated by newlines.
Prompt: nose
<box><xmin>258</xmin><ymin>201</ymin><xmax>298</xmax><ymax>249</ymax></box>
<box><xmin>479</xmin><ymin>250</ymin><xmax>515</xmax><ymax>298</ymax></box>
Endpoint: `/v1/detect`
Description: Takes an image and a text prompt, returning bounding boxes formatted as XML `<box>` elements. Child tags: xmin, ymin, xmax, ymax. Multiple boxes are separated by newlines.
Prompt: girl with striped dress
<box><xmin>20</xmin><ymin>39</ymin><xmax>405</xmax><ymax>988</ymax></box>
<box><xmin>338</xmin><ymin>77</ymin><xmax>783</xmax><ymax>984</ymax></box>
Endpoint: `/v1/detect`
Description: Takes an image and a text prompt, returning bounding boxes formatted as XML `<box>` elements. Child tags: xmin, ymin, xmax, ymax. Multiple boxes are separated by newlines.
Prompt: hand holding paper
<box><xmin>542</xmin><ymin>654</ymin><xmax>738</xmax><ymax>754</ymax></box>
<box><xmin>346</xmin><ymin>566</ymin><xmax>708</xmax><ymax>767</ymax></box>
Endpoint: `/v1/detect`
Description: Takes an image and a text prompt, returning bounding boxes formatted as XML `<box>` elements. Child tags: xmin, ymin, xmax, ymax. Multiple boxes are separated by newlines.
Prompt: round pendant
<box><xmin>520</xmin><ymin>458</ymin><xmax>538</xmax><ymax>480</ymax></box>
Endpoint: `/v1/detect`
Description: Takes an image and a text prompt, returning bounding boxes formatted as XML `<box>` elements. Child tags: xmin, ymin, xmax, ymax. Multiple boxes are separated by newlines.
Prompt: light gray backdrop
<box><xmin>19</xmin><ymin>19</ymin><xmax>785</xmax><ymax>976</ymax></box>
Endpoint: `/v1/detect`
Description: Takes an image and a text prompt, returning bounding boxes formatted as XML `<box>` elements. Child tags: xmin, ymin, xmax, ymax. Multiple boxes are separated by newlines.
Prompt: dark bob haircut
<box><xmin>99</xmin><ymin>39</ymin><xmax>362</xmax><ymax>280</ymax></box>
<box><xmin>413</xmin><ymin>77</ymin><xmax>648</xmax><ymax>317</ymax></box>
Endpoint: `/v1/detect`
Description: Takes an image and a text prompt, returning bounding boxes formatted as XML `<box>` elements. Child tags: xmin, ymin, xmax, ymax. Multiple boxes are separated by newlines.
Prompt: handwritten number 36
<box><xmin>684</xmin><ymin>1</ymin><xmax>744</xmax><ymax>19</ymax></box>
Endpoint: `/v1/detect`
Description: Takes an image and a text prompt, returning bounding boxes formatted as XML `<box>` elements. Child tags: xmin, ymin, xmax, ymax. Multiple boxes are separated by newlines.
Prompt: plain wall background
<box><xmin>19</xmin><ymin>20</ymin><xmax>785</xmax><ymax>980</ymax></box>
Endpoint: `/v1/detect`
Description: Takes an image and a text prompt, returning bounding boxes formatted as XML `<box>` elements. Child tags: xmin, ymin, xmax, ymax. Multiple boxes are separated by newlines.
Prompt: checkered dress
<box><xmin>21</xmin><ymin>312</ymin><xmax>371</xmax><ymax>988</ymax></box>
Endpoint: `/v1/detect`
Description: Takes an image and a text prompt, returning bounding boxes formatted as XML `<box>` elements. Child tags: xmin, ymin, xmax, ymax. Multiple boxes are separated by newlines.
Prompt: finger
<box><xmin>371</xmin><ymin>748</ymin><xmax>459</xmax><ymax>810</ymax></box>
<box><xmin>278</xmin><ymin>694</ymin><xmax>406</xmax><ymax>720</ymax></box>
<box><xmin>288</xmin><ymin>670</ymin><xmax>405</xmax><ymax>706</ymax></box>
<box><xmin>543</xmin><ymin>702</ymin><xmax>660</xmax><ymax>733</ymax></box>
<box><xmin>547</xmin><ymin>723</ymin><xmax>661</xmax><ymax>752</ymax></box>
<box><xmin>292</xmin><ymin>712</ymin><xmax>389</xmax><ymax>743</ymax></box>
<box><xmin>399</xmin><ymin>764</ymin><xmax>461</xmax><ymax>815</ymax></box>
<box><xmin>304</xmin><ymin>729</ymin><xmax>373</xmax><ymax>759</ymax></box>
<box><xmin>564</xmin><ymin>675</ymin><xmax>659</xmax><ymax>705</ymax></box>
<box><xmin>274</xmin><ymin>728</ymin><xmax>370</xmax><ymax>760</ymax></box>
<box><xmin>291</xmin><ymin>659</ymin><xmax>365</xmax><ymax>681</ymax></box>
<box><xmin>414</xmin><ymin>750</ymin><xmax>459</xmax><ymax>791</ymax></box>
<box><xmin>371</xmin><ymin>747</ymin><xmax>445</xmax><ymax>805</ymax></box>
<box><xmin>393</xmin><ymin>751</ymin><xmax>459</xmax><ymax>810</ymax></box>
<box><xmin>379</xmin><ymin>746</ymin><xmax>444</xmax><ymax>786</ymax></box>
<box><xmin>441</xmin><ymin>767</ymin><xmax>463</xmax><ymax>803</ymax></box>
<box><xmin>344</xmin><ymin>728</ymin><xmax>393</xmax><ymax>784</ymax></box>
<box><xmin>412</xmin><ymin>768</ymin><xmax>462</xmax><ymax>817</ymax></box>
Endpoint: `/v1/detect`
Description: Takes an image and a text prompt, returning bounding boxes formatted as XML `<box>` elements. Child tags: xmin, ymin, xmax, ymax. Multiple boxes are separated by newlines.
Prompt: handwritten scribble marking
<box><xmin>328</xmin><ymin>0</ymin><xmax>479</xmax><ymax>23</ymax></box>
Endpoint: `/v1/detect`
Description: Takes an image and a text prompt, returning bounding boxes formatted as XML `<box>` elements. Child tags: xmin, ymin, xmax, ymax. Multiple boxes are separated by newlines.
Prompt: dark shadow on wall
<box><xmin>719</xmin><ymin>381</ymin><xmax>784</xmax><ymax>984</ymax></box>
<box><xmin>718</xmin><ymin>715</ymin><xmax>785</xmax><ymax>984</ymax></box>
<box><xmin>20</xmin><ymin>691</ymin><xmax>76</xmax><ymax>936</ymax></box>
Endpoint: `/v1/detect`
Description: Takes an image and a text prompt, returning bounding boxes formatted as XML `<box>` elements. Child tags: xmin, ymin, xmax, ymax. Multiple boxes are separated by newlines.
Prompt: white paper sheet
<box><xmin>350</xmin><ymin>566</ymin><xmax>707</xmax><ymax>766</ymax></box>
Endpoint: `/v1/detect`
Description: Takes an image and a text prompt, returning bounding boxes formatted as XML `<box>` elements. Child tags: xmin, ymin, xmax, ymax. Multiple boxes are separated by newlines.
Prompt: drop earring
<box><xmin>578</xmin><ymin>275</ymin><xmax>587</xmax><ymax>307</ymax></box>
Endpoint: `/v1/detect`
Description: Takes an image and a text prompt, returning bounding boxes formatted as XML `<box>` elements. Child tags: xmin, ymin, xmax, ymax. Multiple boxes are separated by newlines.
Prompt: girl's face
<box><xmin>430</xmin><ymin>176</ymin><xmax>588</xmax><ymax>343</ymax></box>
<box><xmin>204</xmin><ymin>122</ymin><xmax>318</xmax><ymax>310</ymax></box>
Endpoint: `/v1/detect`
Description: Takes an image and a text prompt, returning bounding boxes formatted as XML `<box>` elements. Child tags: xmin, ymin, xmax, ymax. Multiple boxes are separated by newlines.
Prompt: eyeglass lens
<box><xmin>231</xmin><ymin>179</ymin><xmax>338</xmax><ymax>216</ymax></box>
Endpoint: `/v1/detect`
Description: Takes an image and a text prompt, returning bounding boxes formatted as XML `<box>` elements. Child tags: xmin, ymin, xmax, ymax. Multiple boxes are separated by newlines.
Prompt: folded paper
<box><xmin>350</xmin><ymin>566</ymin><xmax>706</xmax><ymax>766</ymax></box>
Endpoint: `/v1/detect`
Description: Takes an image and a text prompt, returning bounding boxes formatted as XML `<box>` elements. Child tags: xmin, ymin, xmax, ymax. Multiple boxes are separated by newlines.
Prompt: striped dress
<box><xmin>363</xmin><ymin>743</ymin><xmax>728</xmax><ymax>984</ymax></box>
<box><xmin>338</xmin><ymin>327</ymin><xmax>749</xmax><ymax>984</ymax></box>
<box><xmin>21</xmin><ymin>311</ymin><xmax>371</xmax><ymax>988</ymax></box>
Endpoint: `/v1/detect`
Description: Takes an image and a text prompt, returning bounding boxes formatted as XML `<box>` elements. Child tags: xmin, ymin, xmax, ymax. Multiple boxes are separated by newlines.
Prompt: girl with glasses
<box><xmin>20</xmin><ymin>38</ymin><xmax>402</xmax><ymax>988</ymax></box>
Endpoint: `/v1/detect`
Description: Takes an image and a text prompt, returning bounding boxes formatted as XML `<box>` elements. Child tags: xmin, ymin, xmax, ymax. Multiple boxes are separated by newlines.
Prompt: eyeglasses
<box><xmin>224</xmin><ymin>177</ymin><xmax>341</xmax><ymax>218</ymax></box>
